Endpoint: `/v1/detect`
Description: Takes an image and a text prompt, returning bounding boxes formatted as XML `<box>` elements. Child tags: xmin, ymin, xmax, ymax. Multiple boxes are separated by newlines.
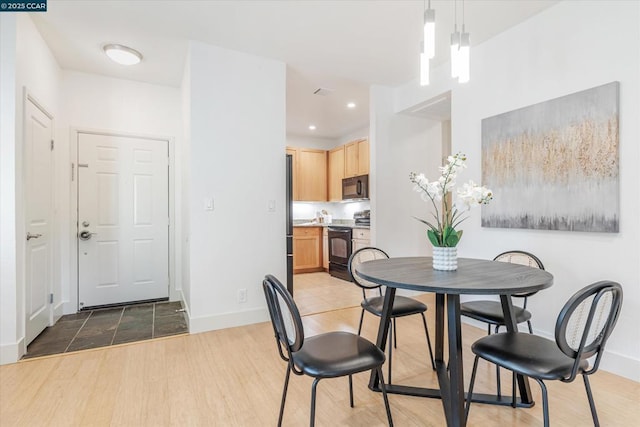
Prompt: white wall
<box><xmin>0</xmin><ymin>14</ymin><xmax>62</xmax><ymax>363</ymax></box>
<box><xmin>0</xmin><ymin>15</ymin><xmax>19</xmax><ymax>364</ymax></box>
<box><xmin>185</xmin><ymin>41</ymin><xmax>286</xmax><ymax>332</ymax></box>
<box><xmin>374</xmin><ymin>112</ymin><xmax>443</xmax><ymax>257</ymax></box>
<box><xmin>180</xmin><ymin>51</ymin><xmax>192</xmax><ymax>314</ymax></box>
<box><xmin>376</xmin><ymin>0</ymin><xmax>640</xmax><ymax>380</ymax></box>
<box><xmin>337</xmin><ymin>125</ymin><xmax>369</xmax><ymax>145</ymax></box>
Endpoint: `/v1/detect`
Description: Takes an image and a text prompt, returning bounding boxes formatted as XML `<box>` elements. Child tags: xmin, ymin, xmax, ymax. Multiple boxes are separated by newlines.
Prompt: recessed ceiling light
<box><xmin>103</xmin><ymin>44</ymin><xmax>143</xmax><ymax>65</ymax></box>
<box><xmin>308</xmin><ymin>125</ymin><xmax>316</xmax><ymax>131</ymax></box>
<box><xmin>347</xmin><ymin>102</ymin><xmax>356</xmax><ymax>109</ymax></box>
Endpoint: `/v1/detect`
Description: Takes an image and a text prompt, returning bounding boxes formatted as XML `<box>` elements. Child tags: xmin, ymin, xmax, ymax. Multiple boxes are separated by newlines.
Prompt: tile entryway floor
<box><xmin>23</xmin><ymin>301</ymin><xmax>188</xmax><ymax>359</ymax></box>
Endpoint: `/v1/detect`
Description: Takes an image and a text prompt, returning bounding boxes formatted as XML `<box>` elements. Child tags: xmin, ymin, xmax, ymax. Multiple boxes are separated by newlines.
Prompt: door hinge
<box><xmin>50</xmin><ymin>139</ymin><xmax>54</xmax><ymax>150</ymax></box>
<box><xmin>49</xmin><ymin>293</ymin><xmax>54</xmax><ymax>304</ymax></box>
<box><xmin>71</xmin><ymin>163</ymin><xmax>75</xmax><ymax>181</ymax></box>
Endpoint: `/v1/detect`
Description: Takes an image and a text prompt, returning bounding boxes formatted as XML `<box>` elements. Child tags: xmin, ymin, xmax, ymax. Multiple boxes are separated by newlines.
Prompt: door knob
<box><xmin>78</xmin><ymin>230</ymin><xmax>97</xmax><ymax>241</ymax></box>
<box><xmin>26</xmin><ymin>232</ymin><xmax>42</xmax><ymax>241</ymax></box>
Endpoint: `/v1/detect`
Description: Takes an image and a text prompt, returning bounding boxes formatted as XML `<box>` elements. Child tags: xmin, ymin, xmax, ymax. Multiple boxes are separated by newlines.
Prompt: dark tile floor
<box><xmin>23</xmin><ymin>301</ymin><xmax>188</xmax><ymax>359</ymax></box>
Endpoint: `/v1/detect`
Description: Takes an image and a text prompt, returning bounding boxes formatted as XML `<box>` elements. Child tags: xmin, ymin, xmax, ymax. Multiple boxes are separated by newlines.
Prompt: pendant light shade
<box><xmin>458</xmin><ymin>31</ymin><xmax>470</xmax><ymax>83</ymax></box>
<box><xmin>423</xmin><ymin>8</ymin><xmax>435</xmax><ymax>59</ymax></box>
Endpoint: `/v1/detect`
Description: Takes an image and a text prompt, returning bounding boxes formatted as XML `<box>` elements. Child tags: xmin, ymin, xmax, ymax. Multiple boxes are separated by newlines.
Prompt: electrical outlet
<box><xmin>238</xmin><ymin>288</ymin><xmax>247</xmax><ymax>303</ymax></box>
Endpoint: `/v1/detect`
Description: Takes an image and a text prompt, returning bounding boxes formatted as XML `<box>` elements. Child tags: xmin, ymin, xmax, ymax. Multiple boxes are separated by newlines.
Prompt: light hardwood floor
<box><xmin>1</xmin><ymin>294</ymin><xmax>638</xmax><ymax>426</ymax></box>
<box><xmin>293</xmin><ymin>271</ymin><xmax>363</xmax><ymax>315</ymax></box>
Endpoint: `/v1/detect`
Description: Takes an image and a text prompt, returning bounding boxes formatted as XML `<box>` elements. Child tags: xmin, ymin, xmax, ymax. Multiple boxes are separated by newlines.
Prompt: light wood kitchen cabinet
<box><xmin>322</xmin><ymin>228</ymin><xmax>329</xmax><ymax>270</ymax></box>
<box><xmin>287</xmin><ymin>147</ymin><xmax>327</xmax><ymax>201</ymax></box>
<box><xmin>351</xmin><ymin>228</ymin><xmax>371</xmax><ymax>253</ymax></box>
<box><xmin>357</xmin><ymin>139</ymin><xmax>370</xmax><ymax>175</ymax></box>
<box><xmin>345</xmin><ymin>138</ymin><xmax>369</xmax><ymax>178</ymax></box>
<box><xmin>328</xmin><ymin>146</ymin><xmax>345</xmax><ymax>201</ymax></box>
<box><xmin>293</xmin><ymin>227</ymin><xmax>323</xmax><ymax>273</ymax></box>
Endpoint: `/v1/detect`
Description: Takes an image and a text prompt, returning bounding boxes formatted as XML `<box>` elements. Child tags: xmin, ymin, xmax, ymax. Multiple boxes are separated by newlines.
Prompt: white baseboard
<box><xmin>460</xmin><ymin>317</ymin><xmax>640</xmax><ymax>382</ymax></box>
<box><xmin>0</xmin><ymin>336</ymin><xmax>24</xmax><ymax>365</ymax></box>
<box><xmin>188</xmin><ymin>307</ymin><xmax>270</xmax><ymax>334</ymax></box>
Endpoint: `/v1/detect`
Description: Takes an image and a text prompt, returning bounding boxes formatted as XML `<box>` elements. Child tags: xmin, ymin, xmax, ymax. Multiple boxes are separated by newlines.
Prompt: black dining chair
<box><xmin>348</xmin><ymin>247</ymin><xmax>435</xmax><ymax>383</ymax></box>
<box><xmin>460</xmin><ymin>250</ymin><xmax>544</xmax><ymax>396</ymax></box>
<box><xmin>262</xmin><ymin>274</ymin><xmax>393</xmax><ymax>427</ymax></box>
<box><xmin>465</xmin><ymin>280</ymin><xmax>623</xmax><ymax>427</ymax></box>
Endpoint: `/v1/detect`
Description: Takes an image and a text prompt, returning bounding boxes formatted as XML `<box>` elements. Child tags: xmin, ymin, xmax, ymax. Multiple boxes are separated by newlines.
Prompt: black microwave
<box><xmin>342</xmin><ymin>175</ymin><xmax>369</xmax><ymax>200</ymax></box>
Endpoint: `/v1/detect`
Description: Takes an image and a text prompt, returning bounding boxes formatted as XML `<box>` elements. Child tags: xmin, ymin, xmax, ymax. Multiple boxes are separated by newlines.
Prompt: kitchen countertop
<box><xmin>293</xmin><ymin>222</ymin><xmax>369</xmax><ymax>229</ymax></box>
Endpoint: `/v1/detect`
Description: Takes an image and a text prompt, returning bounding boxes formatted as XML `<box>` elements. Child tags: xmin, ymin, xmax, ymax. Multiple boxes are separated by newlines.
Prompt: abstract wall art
<box><xmin>481</xmin><ymin>82</ymin><xmax>619</xmax><ymax>232</ymax></box>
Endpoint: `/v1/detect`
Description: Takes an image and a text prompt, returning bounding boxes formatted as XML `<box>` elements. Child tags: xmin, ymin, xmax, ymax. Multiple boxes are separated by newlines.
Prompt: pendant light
<box><xmin>458</xmin><ymin>0</ymin><xmax>470</xmax><ymax>83</ymax></box>
<box><xmin>420</xmin><ymin>1</ymin><xmax>434</xmax><ymax>86</ymax></box>
<box><xmin>423</xmin><ymin>0</ymin><xmax>435</xmax><ymax>59</ymax></box>
<box><xmin>450</xmin><ymin>0</ymin><xmax>460</xmax><ymax>78</ymax></box>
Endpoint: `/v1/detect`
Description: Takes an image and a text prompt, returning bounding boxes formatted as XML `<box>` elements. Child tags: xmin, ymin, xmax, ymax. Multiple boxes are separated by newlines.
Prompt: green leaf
<box><xmin>427</xmin><ymin>229</ymin><xmax>440</xmax><ymax>246</ymax></box>
<box><xmin>443</xmin><ymin>226</ymin><xmax>460</xmax><ymax>247</ymax></box>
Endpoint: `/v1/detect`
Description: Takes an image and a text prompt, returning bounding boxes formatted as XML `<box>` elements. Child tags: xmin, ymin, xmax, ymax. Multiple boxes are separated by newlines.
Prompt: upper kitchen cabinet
<box><xmin>345</xmin><ymin>138</ymin><xmax>369</xmax><ymax>178</ymax></box>
<box><xmin>328</xmin><ymin>146</ymin><xmax>345</xmax><ymax>202</ymax></box>
<box><xmin>288</xmin><ymin>147</ymin><xmax>327</xmax><ymax>201</ymax></box>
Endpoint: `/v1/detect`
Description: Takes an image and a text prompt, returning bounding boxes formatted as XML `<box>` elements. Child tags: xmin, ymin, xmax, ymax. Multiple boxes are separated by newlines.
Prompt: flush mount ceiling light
<box><xmin>347</xmin><ymin>102</ymin><xmax>356</xmax><ymax>109</ymax></box>
<box><xmin>103</xmin><ymin>44</ymin><xmax>143</xmax><ymax>65</ymax></box>
<box><xmin>308</xmin><ymin>125</ymin><xmax>317</xmax><ymax>131</ymax></box>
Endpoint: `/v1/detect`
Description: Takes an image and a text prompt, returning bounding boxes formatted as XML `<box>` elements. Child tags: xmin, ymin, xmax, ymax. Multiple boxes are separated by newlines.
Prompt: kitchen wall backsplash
<box><xmin>292</xmin><ymin>201</ymin><xmax>370</xmax><ymax>222</ymax></box>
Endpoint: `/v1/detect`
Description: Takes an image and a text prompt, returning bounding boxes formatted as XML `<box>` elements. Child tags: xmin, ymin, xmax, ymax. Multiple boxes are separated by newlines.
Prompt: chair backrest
<box><xmin>494</xmin><ymin>250</ymin><xmax>544</xmax><ymax>299</ymax></box>
<box><xmin>348</xmin><ymin>247</ymin><xmax>390</xmax><ymax>290</ymax></box>
<box><xmin>263</xmin><ymin>274</ymin><xmax>305</xmax><ymax>362</ymax></box>
<box><xmin>555</xmin><ymin>281</ymin><xmax>623</xmax><ymax>380</ymax></box>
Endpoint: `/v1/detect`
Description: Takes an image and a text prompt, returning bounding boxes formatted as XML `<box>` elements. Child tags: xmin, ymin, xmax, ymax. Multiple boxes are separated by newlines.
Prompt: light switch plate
<box><xmin>268</xmin><ymin>199</ymin><xmax>276</xmax><ymax>212</ymax></box>
<box><xmin>204</xmin><ymin>197</ymin><xmax>214</xmax><ymax>211</ymax></box>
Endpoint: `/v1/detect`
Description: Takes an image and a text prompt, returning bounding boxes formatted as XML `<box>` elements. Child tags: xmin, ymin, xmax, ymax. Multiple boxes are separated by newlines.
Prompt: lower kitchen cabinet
<box><xmin>293</xmin><ymin>227</ymin><xmax>323</xmax><ymax>274</ymax></box>
<box><xmin>352</xmin><ymin>228</ymin><xmax>371</xmax><ymax>253</ymax></box>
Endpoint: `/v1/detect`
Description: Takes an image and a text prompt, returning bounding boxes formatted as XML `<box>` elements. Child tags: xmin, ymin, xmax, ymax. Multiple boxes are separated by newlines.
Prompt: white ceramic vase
<box><xmin>432</xmin><ymin>246</ymin><xmax>458</xmax><ymax>271</ymax></box>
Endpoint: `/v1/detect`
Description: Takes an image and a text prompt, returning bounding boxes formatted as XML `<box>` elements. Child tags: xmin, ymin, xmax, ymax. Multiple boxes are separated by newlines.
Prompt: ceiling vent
<box><xmin>313</xmin><ymin>87</ymin><xmax>334</xmax><ymax>96</ymax></box>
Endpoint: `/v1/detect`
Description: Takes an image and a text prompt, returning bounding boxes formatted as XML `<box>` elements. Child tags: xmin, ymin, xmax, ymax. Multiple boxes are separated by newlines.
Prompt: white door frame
<box><xmin>69</xmin><ymin>128</ymin><xmax>177</xmax><ymax>312</ymax></box>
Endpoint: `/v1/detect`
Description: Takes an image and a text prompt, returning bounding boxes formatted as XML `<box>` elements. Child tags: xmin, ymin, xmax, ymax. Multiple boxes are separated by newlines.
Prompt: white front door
<box><xmin>25</xmin><ymin>97</ymin><xmax>54</xmax><ymax>345</ymax></box>
<box><xmin>78</xmin><ymin>133</ymin><xmax>169</xmax><ymax>309</ymax></box>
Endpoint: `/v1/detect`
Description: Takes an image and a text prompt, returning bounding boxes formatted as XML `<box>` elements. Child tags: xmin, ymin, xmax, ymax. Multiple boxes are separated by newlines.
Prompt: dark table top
<box><xmin>356</xmin><ymin>257</ymin><xmax>553</xmax><ymax>295</ymax></box>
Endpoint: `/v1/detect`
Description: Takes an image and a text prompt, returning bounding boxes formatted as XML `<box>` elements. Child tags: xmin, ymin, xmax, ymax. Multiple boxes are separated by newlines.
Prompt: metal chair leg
<box><xmin>511</xmin><ymin>371</ymin><xmax>517</xmax><ymax>408</ymax></box>
<box><xmin>495</xmin><ymin>324</ymin><xmax>501</xmax><ymax>398</ymax></box>
<box><xmin>310</xmin><ymin>378</ymin><xmax>320</xmax><ymax>427</ymax></box>
<box><xmin>420</xmin><ymin>312</ymin><xmax>436</xmax><ymax>370</ymax></box>
<box><xmin>527</xmin><ymin>320</ymin><xmax>533</xmax><ymax>334</ymax></box>
<box><xmin>387</xmin><ymin>324</ymin><xmax>393</xmax><ymax>383</ymax></box>
<box><xmin>278</xmin><ymin>366</ymin><xmax>291</xmax><ymax>427</ymax></box>
<box><xmin>465</xmin><ymin>355</ymin><xmax>480</xmax><ymax>423</ymax></box>
<box><xmin>533</xmin><ymin>378</ymin><xmax>550</xmax><ymax>427</ymax></box>
<box><xmin>377</xmin><ymin>367</ymin><xmax>394</xmax><ymax>427</ymax></box>
<box><xmin>357</xmin><ymin>309</ymin><xmax>365</xmax><ymax>335</ymax></box>
<box><xmin>348</xmin><ymin>375</ymin><xmax>354</xmax><ymax>408</ymax></box>
<box><xmin>393</xmin><ymin>318</ymin><xmax>398</xmax><ymax>348</ymax></box>
<box><xmin>583</xmin><ymin>374</ymin><xmax>601</xmax><ymax>427</ymax></box>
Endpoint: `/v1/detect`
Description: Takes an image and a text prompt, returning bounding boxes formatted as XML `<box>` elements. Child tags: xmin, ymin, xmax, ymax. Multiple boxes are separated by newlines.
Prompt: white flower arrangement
<box><xmin>409</xmin><ymin>153</ymin><xmax>493</xmax><ymax>247</ymax></box>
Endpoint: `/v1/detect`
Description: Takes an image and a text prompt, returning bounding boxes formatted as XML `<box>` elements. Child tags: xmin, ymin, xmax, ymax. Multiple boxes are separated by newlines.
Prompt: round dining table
<box><xmin>356</xmin><ymin>257</ymin><xmax>554</xmax><ymax>427</ymax></box>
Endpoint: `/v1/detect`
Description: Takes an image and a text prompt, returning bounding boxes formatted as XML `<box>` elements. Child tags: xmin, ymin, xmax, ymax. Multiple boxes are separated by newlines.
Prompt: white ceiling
<box><xmin>32</xmin><ymin>0</ymin><xmax>558</xmax><ymax>138</ymax></box>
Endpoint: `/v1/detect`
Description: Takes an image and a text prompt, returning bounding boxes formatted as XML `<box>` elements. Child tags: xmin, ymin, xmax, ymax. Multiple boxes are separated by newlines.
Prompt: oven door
<box><xmin>328</xmin><ymin>227</ymin><xmax>353</xmax><ymax>281</ymax></box>
<box><xmin>328</xmin><ymin>227</ymin><xmax>352</xmax><ymax>266</ymax></box>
